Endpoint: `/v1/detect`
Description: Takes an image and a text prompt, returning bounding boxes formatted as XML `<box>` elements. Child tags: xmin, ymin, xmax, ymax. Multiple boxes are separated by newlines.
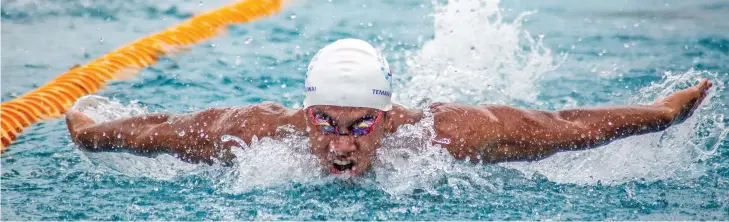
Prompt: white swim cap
<box><xmin>304</xmin><ymin>38</ymin><xmax>393</xmax><ymax>111</ymax></box>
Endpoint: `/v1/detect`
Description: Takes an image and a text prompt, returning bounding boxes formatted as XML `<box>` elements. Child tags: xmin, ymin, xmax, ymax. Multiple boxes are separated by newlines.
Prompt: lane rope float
<box><xmin>0</xmin><ymin>0</ymin><xmax>291</xmax><ymax>153</ymax></box>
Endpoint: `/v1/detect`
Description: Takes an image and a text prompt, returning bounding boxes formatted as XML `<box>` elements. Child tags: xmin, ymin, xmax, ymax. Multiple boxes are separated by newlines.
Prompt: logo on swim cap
<box><xmin>375</xmin><ymin>49</ymin><xmax>392</xmax><ymax>82</ymax></box>
<box><xmin>381</xmin><ymin>67</ymin><xmax>391</xmax><ymax>80</ymax></box>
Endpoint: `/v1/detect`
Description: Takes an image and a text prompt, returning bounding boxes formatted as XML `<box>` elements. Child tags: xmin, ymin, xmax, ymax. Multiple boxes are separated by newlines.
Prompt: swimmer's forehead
<box><xmin>310</xmin><ymin>106</ymin><xmax>380</xmax><ymax>118</ymax></box>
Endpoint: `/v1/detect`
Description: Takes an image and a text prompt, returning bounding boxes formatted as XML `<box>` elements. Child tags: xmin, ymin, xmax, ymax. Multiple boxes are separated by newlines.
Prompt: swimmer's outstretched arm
<box><xmin>435</xmin><ymin>79</ymin><xmax>713</xmax><ymax>163</ymax></box>
<box><xmin>65</xmin><ymin>109</ymin><xmax>223</xmax><ymax>164</ymax></box>
<box><xmin>65</xmin><ymin>103</ymin><xmax>297</xmax><ymax>164</ymax></box>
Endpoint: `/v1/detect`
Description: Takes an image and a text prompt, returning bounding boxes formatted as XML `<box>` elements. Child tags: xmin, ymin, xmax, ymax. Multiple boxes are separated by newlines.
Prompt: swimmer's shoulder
<box><xmin>426</xmin><ymin>102</ymin><xmax>502</xmax><ymax>131</ymax></box>
<box><xmin>204</xmin><ymin>102</ymin><xmax>295</xmax><ymax>120</ymax></box>
<box><xmin>214</xmin><ymin>102</ymin><xmax>305</xmax><ymax>126</ymax></box>
<box><xmin>221</xmin><ymin>102</ymin><xmax>307</xmax><ymax>137</ymax></box>
<box><xmin>174</xmin><ymin>103</ymin><xmax>291</xmax><ymax>124</ymax></box>
<box><xmin>245</xmin><ymin>102</ymin><xmax>293</xmax><ymax>115</ymax></box>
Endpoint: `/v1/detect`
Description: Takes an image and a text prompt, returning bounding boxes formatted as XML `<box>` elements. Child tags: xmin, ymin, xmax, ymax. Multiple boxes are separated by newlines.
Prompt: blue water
<box><xmin>2</xmin><ymin>0</ymin><xmax>729</xmax><ymax>220</ymax></box>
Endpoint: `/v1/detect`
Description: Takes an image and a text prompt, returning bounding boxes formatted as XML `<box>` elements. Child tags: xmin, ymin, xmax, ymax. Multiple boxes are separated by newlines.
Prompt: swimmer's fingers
<box><xmin>674</xmin><ymin>78</ymin><xmax>714</xmax><ymax>123</ymax></box>
<box><xmin>65</xmin><ymin>109</ymin><xmax>95</xmax><ymax>125</ymax></box>
<box><xmin>692</xmin><ymin>78</ymin><xmax>711</xmax><ymax>102</ymax></box>
<box><xmin>691</xmin><ymin>79</ymin><xmax>712</xmax><ymax>112</ymax></box>
<box><xmin>65</xmin><ymin>109</ymin><xmax>96</xmax><ymax>136</ymax></box>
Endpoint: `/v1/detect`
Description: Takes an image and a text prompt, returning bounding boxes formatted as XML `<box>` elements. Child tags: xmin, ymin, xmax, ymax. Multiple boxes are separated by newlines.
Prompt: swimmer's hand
<box><xmin>65</xmin><ymin>109</ymin><xmax>96</xmax><ymax>141</ymax></box>
<box><xmin>654</xmin><ymin>78</ymin><xmax>713</xmax><ymax>125</ymax></box>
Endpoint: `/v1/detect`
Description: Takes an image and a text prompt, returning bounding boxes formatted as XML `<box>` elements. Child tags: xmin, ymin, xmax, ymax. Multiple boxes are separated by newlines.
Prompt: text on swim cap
<box><xmin>372</xmin><ymin>89</ymin><xmax>391</xmax><ymax>97</ymax></box>
<box><xmin>306</xmin><ymin>87</ymin><xmax>316</xmax><ymax>92</ymax></box>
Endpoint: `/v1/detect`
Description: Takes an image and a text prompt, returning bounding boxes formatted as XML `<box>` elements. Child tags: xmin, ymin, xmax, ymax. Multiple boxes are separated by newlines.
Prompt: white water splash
<box><xmin>212</xmin><ymin>129</ymin><xmax>326</xmax><ymax>194</ymax></box>
<box><xmin>71</xmin><ymin>95</ymin><xmax>147</xmax><ymax>123</ymax></box>
<box><xmin>370</xmin><ymin>109</ymin><xmax>500</xmax><ymax>196</ymax></box>
<box><xmin>395</xmin><ymin>0</ymin><xmax>563</xmax><ymax>106</ymax></box>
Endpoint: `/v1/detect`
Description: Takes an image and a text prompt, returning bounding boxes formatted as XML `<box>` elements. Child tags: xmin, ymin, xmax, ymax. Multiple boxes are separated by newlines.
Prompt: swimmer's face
<box><xmin>306</xmin><ymin>106</ymin><xmax>387</xmax><ymax>176</ymax></box>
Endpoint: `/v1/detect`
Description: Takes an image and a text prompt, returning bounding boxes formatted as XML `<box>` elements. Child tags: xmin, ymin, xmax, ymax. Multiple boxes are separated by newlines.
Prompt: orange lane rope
<box><xmin>0</xmin><ymin>0</ymin><xmax>288</xmax><ymax>153</ymax></box>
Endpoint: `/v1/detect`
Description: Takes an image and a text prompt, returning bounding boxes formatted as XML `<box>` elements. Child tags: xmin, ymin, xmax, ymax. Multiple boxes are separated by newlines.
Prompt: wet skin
<box><xmin>66</xmin><ymin>79</ymin><xmax>714</xmax><ymax>175</ymax></box>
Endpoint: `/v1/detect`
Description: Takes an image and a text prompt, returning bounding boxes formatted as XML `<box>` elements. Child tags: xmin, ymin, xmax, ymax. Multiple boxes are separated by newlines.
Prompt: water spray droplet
<box><xmin>221</xmin><ymin>135</ymin><xmax>248</xmax><ymax>149</ymax></box>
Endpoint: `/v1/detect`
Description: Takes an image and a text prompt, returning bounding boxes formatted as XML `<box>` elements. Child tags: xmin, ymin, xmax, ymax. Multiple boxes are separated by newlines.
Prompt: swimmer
<box><xmin>65</xmin><ymin>38</ymin><xmax>714</xmax><ymax>175</ymax></box>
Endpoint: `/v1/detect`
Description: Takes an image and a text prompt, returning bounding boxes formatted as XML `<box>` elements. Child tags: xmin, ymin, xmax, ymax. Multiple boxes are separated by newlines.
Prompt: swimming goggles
<box><xmin>308</xmin><ymin>108</ymin><xmax>382</xmax><ymax>136</ymax></box>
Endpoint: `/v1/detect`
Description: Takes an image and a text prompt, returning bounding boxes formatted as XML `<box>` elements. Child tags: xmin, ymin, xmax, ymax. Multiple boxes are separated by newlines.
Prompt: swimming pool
<box><xmin>2</xmin><ymin>0</ymin><xmax>728</xmax><ymax>220</ymax></box>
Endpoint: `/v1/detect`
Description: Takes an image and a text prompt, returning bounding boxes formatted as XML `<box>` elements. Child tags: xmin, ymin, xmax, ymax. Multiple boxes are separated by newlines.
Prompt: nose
<box><xmin>330</xmin><ymin>136</ymin><xmax>356</xmax><ymax>155</ymax></box>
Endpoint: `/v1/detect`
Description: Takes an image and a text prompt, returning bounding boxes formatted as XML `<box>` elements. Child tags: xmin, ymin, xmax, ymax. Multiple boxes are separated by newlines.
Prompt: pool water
<box><xmin>2</xmin><ymin>0</ymin><xmax>729</xmax><ymax>220</ymax></box>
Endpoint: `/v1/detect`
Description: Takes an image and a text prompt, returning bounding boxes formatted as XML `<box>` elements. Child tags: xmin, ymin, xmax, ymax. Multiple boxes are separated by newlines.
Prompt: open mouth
<box><xmin>329</xmin><ymin>159</ymin><xmax>356</xmax><ymax>174</ymax></box>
